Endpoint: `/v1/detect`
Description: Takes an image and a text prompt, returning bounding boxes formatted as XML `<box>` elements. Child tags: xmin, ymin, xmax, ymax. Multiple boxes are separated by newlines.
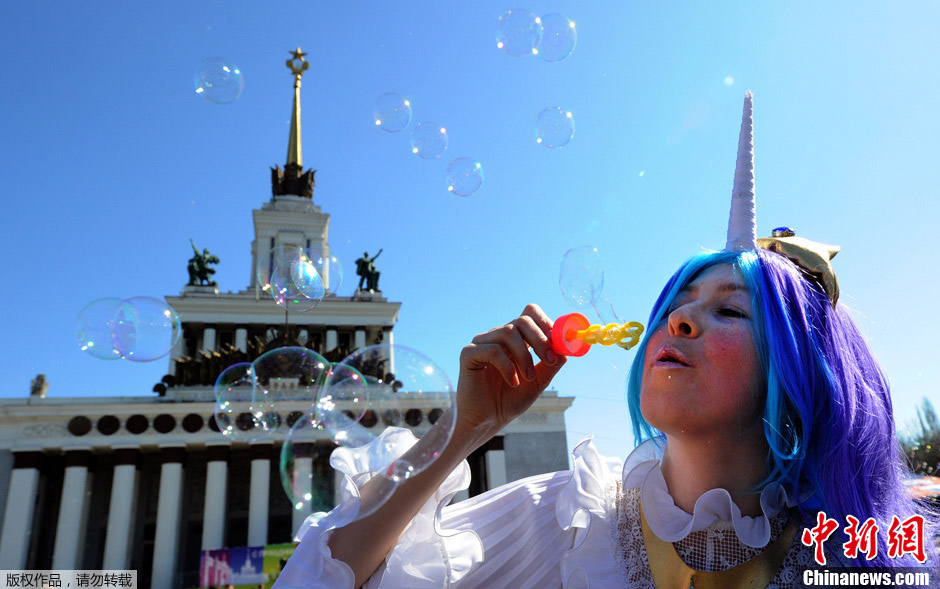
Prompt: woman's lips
<box><xmin>652</xmin><ymin>344</ymin><xmax>691</xmax><ymax>367</ymax></box>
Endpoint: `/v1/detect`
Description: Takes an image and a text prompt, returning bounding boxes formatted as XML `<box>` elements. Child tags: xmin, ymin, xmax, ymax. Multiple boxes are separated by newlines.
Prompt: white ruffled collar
<box><xmin>621</xmin><ymin>437</ymin><xmax>795</xmax><ymax>549</ymax></box>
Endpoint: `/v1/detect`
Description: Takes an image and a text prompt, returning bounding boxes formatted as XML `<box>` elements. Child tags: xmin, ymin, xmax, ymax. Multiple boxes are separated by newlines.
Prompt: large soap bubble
<box><xmin>559</xmin><ymin>246</ymin><xmax>604</xmax><ymax>308</ymax></box>
<box><xmin>252</xmin><ymin>347</ymin><xmax>331</xmax><ymax>407</ymax></box>
<box><xmin>110</xmin><ymin>297</ymin><xmax>182</xmax><ymax>362</ymax></box>
<box><xmin>281</xmin><ymin>344</ymin><xmax>456</xmax><ymax>521</ymax></box>
<box><xmin>214</xmin><ymin>362</ymin><xmax>275</xmax><ymax>443</ymax></box>
<box><xmin>76</xmin><ymin>298</ymin><xmax>124</xmax><ymax>360</ymax></box>
<box><xmin>76</xmin><ymin>296</ymin><xmax>180</xmax><ymax>362</ymax></box>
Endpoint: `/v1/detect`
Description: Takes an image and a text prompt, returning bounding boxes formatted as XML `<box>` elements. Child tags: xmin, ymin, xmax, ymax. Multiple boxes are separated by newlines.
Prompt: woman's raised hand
<box><xmin>455</xmin><ymin>303</ymin><xmax>567</xmax><ymax>447</ymax></box>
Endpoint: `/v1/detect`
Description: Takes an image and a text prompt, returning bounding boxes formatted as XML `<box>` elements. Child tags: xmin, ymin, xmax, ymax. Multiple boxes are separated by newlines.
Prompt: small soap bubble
<box><xmin>374</xmin><ymin>93</ymin><xmax>412</xmax><ymax>133</ymax></box>
<box><xmin>496</xmin><ymin>8</ymin><xmax>541</xmax><ymax>57</ymax></box>
<box><xmin>446</xmin><ymin>157</ymin><xmax>484</xmax><ymax>197</ymax></box>
<box><xmin>76</xmin><ymin>298</ymin><xmax>123</xmax><ymax>360</ymax></box>
<box><xmin>536</xmin><ymin>13</ymin><xmax>576</xmax><ymax>62</ymax></box>
<box><xmin>724</xmin><ymin>76</ymin><xmax>735</xmax><ymax>86</ymax></box>
<box><xmin>638</xmin><ymin>170</ymin><xmax>646</xmax><ymax>177</ymax></box>
<box><xmin>410</xmin><ymin>122</ymin><xmax>448</xmax><ymax>159</ymax></box>
<box><xmin>194</xmin><ymin>57</ymin><xmax>244</xmax><ymax>104</ymax></box>
<box><xmin>536</xmin><ymin>107</ymin><xmax>575</xmax><ymax>148</ymax></box>
<box><xmin>559</xmin><ymin>246</ymin><xmax>604</xmax><ymax>308</ymax></box>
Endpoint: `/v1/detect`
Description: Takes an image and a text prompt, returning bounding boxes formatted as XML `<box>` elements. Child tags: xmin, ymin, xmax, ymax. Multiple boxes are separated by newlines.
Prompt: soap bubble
<box><xmin>76</xmin><ymin>297</ymin><xmax>181</xmax><ymax>362</ymax></box>
<box><xmin>214</xmin><ymin>363</ymin><xmax>274</xmax><ymax>442</ymax></box>
<box><xmin>300</xmin><ymin>247</ymin><xmax>344</xmax><ymax>296</ymax></box>
<box><xmin>592</xmin><ymin>296</ymin><xmax>622</xmax><ymax>325</ymax></box>
<box><xmin>76</xmin><ymin>298</ymin><xmax>123</xmax><ymax>360</ymax></box>
<box><xmin>300</xmin><ymin>344</ymin><xmax>457</xmax><ymax>520</ymax></box>
<box><xmin>269</xmin><ymin>263</ymin><xmax>321</xmax><ymax>311</ymax></box>
<box><xmin>536</xmin><ymin>107</ymin><xmax>575</xmax><ymax>148</ymax></box>
<box><xmin>259</xmin><ymin>245</ymin><xmax>343</xmax><ymax>311</ymax></box>
<box><xmin>280</xmin><ymin>363</ymin><xmax>369</xmax><ymax>513</ymax></box>
<box><xmin>496</xmin><ymin>8</ymin><xmax>541</xmax><ymax>57</ymax></box>
<box><xmin>559</xmin><ymin>246</ymin><xmax>604</xmax><ymax>307</ymax></box>
<box><xmin>446</xmin><ymin>157</ymin><xmax>484</xmax><ymax>197</ymax></box>
<box><xmin>251</xmin><ymin>347</ymin><xmax>331</xmax><ymax>408</ymax></box>
<box><xmin>109</xmin><ymin>297</ymin><xmax>181</xmax><ymax>362</ymax></box>
<box><xmin>258</xmin><ymin>245</ymin><xmax>304</xmax><ymax>289</ymax></box>
<box><xmin>279</xmin><ymin>416</ymin><xmax>337</xmax><ymax>513</ymax></box>
<box><xmin>290</xmin><ymin>257</ymin><xmax>325</xmax><ymax>301</ymax></box>
<box><xmin>536</xmin><ymin>13</ymin><xmax>576</xmax><ymax>62</ymax></box>
<box><xmin>194</xmin><ymin>57</ymin><xmax>244</xmax><ymax>104</ymax></box>
<box><xmin>410</xmin><ymin>122</ymin><xmax>448</xmax><ymax>159</ymax></box>
<box><xmin>374</xmin><ymin>93</ymin><xmax>412</xmax><ymax>133</ymax></box>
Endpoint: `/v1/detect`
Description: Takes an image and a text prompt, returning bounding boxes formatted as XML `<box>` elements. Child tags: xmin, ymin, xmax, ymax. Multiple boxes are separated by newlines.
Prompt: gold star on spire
<box><xmin>286</xmin><ymin>47</ymin><xmax>309</xmax><ymax>78</ymax></box>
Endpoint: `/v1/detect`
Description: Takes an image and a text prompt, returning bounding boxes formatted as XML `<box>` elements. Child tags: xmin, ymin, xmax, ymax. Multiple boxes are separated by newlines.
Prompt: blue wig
<box><xmin>626</xmin><ymin>249</ymin><xmax>937</xmax><ymax>568</ymax></box>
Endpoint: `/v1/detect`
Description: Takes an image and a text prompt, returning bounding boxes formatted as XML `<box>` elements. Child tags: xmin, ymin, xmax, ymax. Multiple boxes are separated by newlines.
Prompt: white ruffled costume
<box><xmin>274</xmin><ymin>427</ymin><xmax>818</xmax><ymax>588</ymax></box>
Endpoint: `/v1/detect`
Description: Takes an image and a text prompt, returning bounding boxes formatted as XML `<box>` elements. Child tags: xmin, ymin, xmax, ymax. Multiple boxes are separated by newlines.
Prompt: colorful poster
<box><xmin>263</xmin><ymin>543</ymin><xmax>297</xmax><ymax>586</ymax></box>
<box><xmin>230</xmin><ymin>545</ymin><xmax>264</xmax><ymax>586</ymax></box>
<box><xmin>199</xmin><ymin>548</ymin><xmax>231</xmax><ymax>588</ymax></box>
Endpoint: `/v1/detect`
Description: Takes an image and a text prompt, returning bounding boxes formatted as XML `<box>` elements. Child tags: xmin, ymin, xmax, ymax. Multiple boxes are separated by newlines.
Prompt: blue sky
<box><xmin>1</xmin><ymin>1</ymin><xmax>938</xmax><ymax>463</ymax></box>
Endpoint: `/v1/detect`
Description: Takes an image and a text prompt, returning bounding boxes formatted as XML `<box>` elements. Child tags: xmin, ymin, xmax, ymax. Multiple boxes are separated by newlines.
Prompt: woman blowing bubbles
<box><xmin>275</xmin><ymin>93</ymin><xmax>937</xmax><ymax>588</ymax></box>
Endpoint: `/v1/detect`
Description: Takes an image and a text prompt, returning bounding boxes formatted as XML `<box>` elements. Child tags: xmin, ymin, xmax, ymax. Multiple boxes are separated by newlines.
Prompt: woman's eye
<box><xmin>719</xmin><ymin>307</ymin><xmax>747</xmax><ymax>318</ymax></box>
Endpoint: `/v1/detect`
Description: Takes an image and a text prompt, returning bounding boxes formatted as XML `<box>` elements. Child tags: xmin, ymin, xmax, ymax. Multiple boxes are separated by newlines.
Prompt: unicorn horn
<box><xmin>725</xmin><ymin>91</ymin><xmax>757</xmax><ymax>252</ymax></box>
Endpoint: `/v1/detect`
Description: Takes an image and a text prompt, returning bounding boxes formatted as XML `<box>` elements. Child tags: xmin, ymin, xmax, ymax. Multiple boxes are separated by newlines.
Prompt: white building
<box><xmin>0</xmin><ymin>49</ymin><xmax>573</xmax><ymax>589</ymax></box>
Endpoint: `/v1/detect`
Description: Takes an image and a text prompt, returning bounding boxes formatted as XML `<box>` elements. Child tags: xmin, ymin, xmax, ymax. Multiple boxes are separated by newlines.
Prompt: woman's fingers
<box><xmin>465</xmin><ymin>303</ymin><xmax>561</xmax><ymax>385</ymax></box>
<box><xmin>460</xmin><ymin>342</ymin><xmax>520</xmax><ymax>387</ymax></box>
<box><xmin>472</xmin><ymin>322</ymin><xmax>535</xmax><ymax>381</ymax></box>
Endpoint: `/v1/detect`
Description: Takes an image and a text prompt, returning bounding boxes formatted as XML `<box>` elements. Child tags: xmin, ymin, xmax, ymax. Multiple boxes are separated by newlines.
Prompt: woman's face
<box><xmin>640</xmin><ymin>263</ymin><xmax>766</xmax><ymax>437</ymax></box>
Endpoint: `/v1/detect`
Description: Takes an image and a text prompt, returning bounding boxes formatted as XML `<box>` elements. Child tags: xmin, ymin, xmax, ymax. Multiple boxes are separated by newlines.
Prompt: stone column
<box><xmin>234</xmin><ymin>327</ymin><xmax>248</xmax><ymax>353</ymax></box>
<box><xmin>247</xmin><ymin>445</ymin><xmax>270</xmax><ymax>546</ymax></box>
<box><xmin>0</xmin><ymin>451</ymin><xmax>42</xmax><ymax>567</ymax></box>
<box><xmin>325</xmin><ymin>327</ymin><xmax>338</xmax><ymax>353</ymax></box>
<box><xmin>354</xmin><ymin>326</ymin><xmax>366</xmax><ymax>351</ymax></box>
<box><xmin>52</xmin><ymin>450</ymin><xmax>92</xmax><ymax>569</ymax></box>
<box><xmin>201</xmin><ymin>446</ymin><xmax>228</xmax><ymax>550</ymax></box>
<box><xmin>202</xmin><ymin>326</ymin><xmax>216</xmax><ymax>353</ymax></box>
<box><xmin>151</xmin><ymin>447</ymin><xmax>185</xmax><ymax>589</ymax></box>
<box><xmin>383</xmin><ymin>327</ymin><xmax>395</xmax><ymax>374</ymax></box>
<box><xmin>485</xmin><ymin>437</ymin><xmax>507</xmax><ymax>490</ymax></box>
<box><xmin>291</xmin><ymin>444</ymin><xmax>314</xmax><ymax>535</ymax></box>
<box><xmin>103</xmin><ymin>448</ymin><xmax>139</xmax><ymax>569</ymax></box>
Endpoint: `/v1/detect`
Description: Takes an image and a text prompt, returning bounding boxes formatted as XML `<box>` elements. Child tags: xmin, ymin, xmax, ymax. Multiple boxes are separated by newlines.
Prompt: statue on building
<box><xmin>355</xmin><ymin>249</ymin><xmax>383</xmax><ymax>291</ymax></box>
<box><xmin>188</xmin><ymin>239</ymin><xmax>220</xmax><ymax>286</ymax></box>
<box><xmin>30</xmin><ymin>374</ymin><xmax>48</xmax><ymax>398</ymax></box>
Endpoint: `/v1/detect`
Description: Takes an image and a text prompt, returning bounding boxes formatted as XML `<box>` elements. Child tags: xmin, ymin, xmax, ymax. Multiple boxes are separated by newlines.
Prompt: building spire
<box><xmin>271</xmin><ymin>47</ymin><xmax>316</xmax><ymax>199</ymax></box>
<box><xmin>286</xmin><ymin>47</ymin><xmax>309</xmax><ymax>167</ymax></box>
